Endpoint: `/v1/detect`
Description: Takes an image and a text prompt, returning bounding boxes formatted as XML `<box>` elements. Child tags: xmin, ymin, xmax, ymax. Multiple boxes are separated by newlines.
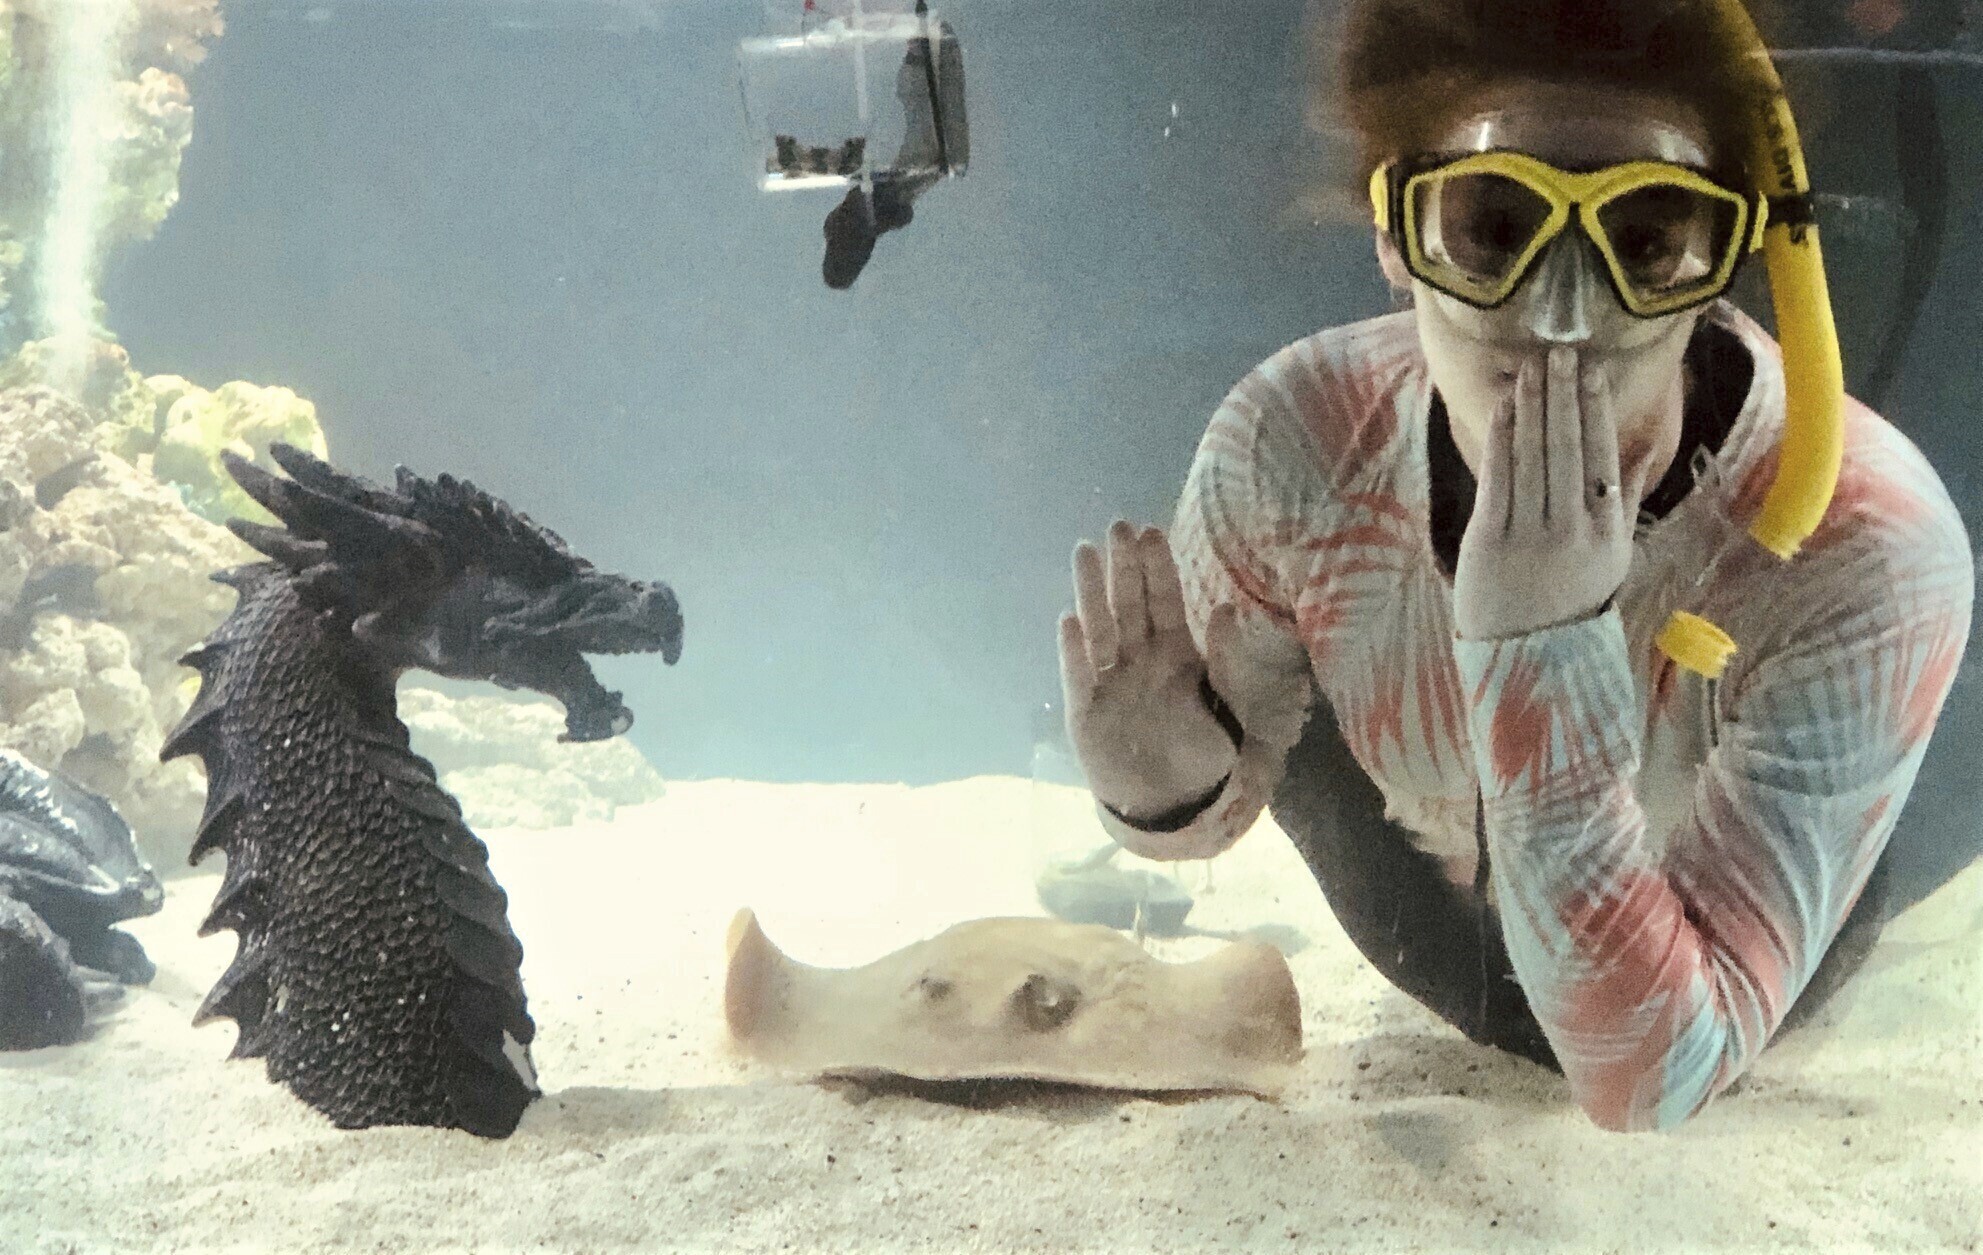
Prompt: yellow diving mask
<box><xmin>1370</xmin><ymin>150</ymin><xmax>1769</xmax><ymax>319</ymax></box>
<box><xmin>1361</xmin><ymin>0</ymin><xmax>1847</xmax><ymax>682</ymax></box>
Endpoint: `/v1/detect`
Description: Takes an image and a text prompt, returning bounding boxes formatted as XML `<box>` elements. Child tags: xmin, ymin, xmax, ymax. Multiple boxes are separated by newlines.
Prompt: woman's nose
<box><xmin>1517</xmin><ymin>235</ymin><xmax>1602</xmax><ymax>345</ymax></box>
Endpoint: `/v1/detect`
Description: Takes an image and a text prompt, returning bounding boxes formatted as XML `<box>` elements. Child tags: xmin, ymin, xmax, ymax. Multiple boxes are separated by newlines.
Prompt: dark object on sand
<box><xmin>1035</xmin><ymin>843</ymin><xmax>1195</xmax><ymax>937</ymax></box>
<box><xmin>161</xmin><ymin>444</ymin><xmax>682</xmax><ymax>1138</ymax></box>
<box><xmin>0</xmin><ymin>749</ymin><xmax>163</xmax><ymax>1050</ymax></box>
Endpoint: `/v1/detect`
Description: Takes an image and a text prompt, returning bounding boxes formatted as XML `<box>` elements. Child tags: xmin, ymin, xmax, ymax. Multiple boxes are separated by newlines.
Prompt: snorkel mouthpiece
<box><xmin>1656</xmin><ymin>0</ymin><xmax>1847</xmax><ymax>678</ymax></box>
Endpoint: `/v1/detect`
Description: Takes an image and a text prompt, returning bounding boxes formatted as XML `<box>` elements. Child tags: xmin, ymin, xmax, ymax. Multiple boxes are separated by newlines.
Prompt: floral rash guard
<box><xmin>1099</xmin><ymin>302</ymin><xmax>1974</xmax><ymax>1132</ymax></box>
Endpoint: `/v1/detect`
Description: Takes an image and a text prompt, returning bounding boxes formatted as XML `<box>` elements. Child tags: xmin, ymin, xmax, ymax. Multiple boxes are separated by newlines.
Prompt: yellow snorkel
<box><xmin>1653</xmin><ymin>0</ymin><xmax>1846</xmax><ymax>679</ymax></box>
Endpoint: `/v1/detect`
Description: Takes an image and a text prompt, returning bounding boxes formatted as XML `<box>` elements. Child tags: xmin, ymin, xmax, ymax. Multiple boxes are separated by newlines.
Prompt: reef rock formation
<box><xmin>0</xmin><ymin>342</ymin><xmax>331</xmax><ymax>520</ymax></box>
<box><xmin>0</xmin><ymin>338</ymin><xmax>343</xmax><ymax>859</ymax></box>
<box><xmin>398</xmin><ymin>686</ymin><xmax>666</xmax><ymax>831</ymax></box>
<box><xmin>0</xmin><ymin>381</ymin><xmax>250</xmax><ymax>859</ymax></box>
<box><xmin>145</xmin><ymin>375</ymin><xmax>328</xmax><ymax>524</ymax></box>
<box><xmin>0</xmin><ymin>0</ymin><xmax>221</xmax><ymax>344</ymax></box>
<box><xmin>163</xmin><ymin>444</ymin><xmax>681</xmax><ymax>1137</ymax></box>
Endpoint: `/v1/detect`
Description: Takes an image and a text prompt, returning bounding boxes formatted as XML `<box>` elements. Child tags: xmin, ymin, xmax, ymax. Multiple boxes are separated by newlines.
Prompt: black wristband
<box><xmin>1098</xmin><ymin>676</ymin><xmax>1245</xmax><ymax>834</ymax></box>
<box><xmin>1200</xmin><ymin>673</ymin><xmax>1245</xmax><ymax>750</ymax></box>
<box><xmin>1101</xmin><ymin>772</ymin><xmax>1231</xmax><ymax>834</ymax></box>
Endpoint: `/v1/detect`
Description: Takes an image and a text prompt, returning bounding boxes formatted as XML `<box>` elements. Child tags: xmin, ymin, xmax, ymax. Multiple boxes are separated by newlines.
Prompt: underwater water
<box><xmin>0</xmin><ymin>0</ymin><xmax>1978</xmax><ymax>1250</ymax></box>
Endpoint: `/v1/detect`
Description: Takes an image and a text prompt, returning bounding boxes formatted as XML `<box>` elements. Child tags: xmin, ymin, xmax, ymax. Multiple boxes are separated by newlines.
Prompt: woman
<box><xmin>1058</xmin><ymin>0</ymin><xmax>1974</xmax><ymax>1132</ymax></box>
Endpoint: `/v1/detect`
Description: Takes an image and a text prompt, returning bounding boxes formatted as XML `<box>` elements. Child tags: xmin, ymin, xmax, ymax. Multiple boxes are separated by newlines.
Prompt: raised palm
<box><xmin>1058</xmin><ymin>522</ymin><xmax>1311</xmax><ymax>821</ymax></box>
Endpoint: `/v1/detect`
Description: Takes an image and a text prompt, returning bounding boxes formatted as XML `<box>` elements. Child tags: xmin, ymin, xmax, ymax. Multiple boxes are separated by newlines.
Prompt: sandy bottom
<box><xmin>4</xmin><ymin>777</ymin><xmax>1979</xmax><ymax>1254</ymax></box>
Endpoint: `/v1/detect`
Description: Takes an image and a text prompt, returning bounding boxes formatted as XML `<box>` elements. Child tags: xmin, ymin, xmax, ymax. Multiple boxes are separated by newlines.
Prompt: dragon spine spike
<box><xmin>165</xmin><ymin>683</ymin><xmax>230</xmax><ymax>751</ymax></box>
<box><xmin>268</xmin><ymin>442</ymin><xmax>413</xmax><ymax>515</ymax></box>
<box><xmin>226</xmin><ymin>520</ymin><xmax>329</xmax><ymax>571</ymax></box>
<box><xmin>157</xmin><ymin>706</ymin><xmax>221</xmax><ymax>763</ymax></box>
<box><xmin>186</xmin><ymin>789</ymin><xmax>247</xmax><ymax>866</ymax></box>
<box><xmin>177</xmin><ymin>640</ymin><xmax>234</xmax><ymax>672</ymax></box>
<box><xmin>193</xmin><ymin>940</ymin><xmax>269</xmax><ymax>1030</ymax></box>
<box><xmin>216</xmin><ymin>451</ymin><xmax>288</xmax><ymax>517</ymax></box>
<box><xmin>199</xmin><ymin>856</ymin><xmax>266</xmax><ymax>937</ymax></box>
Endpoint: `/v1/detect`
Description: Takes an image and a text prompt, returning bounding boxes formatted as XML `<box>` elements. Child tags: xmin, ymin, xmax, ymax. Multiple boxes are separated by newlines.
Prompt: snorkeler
<box><xmin>1058</xmin><ymin>0</ymin><xmax>1974</xmax><ymax>1132</ymax></box>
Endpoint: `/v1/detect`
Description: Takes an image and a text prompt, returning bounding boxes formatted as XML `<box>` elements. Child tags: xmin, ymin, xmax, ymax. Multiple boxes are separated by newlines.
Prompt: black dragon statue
<box><xmin>161</xmin><ymin>444</ymin><xmax>682</xmax><ymax>1138</ymax></box>
<box><xmin>0</xmin><ymin>749</ymin><xmax>163</xmax><ymax>1050</ymax></box>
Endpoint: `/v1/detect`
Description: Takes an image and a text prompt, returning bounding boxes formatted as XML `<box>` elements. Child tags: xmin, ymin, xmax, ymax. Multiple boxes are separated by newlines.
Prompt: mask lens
<box><xmin>1595</xmin><ymin>184</ymin><xmax>1741</xmax><ymax>300</ymax></box>
<box><xmin>1411</xmin><ymin>171</ymin><xmax>1553</xmax><ymax>296</ymax></box>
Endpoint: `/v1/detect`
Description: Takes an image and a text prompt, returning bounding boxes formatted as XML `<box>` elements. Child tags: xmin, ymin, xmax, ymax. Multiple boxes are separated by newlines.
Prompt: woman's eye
<box><xmin>1483</xmin><ymin>212</ymin><xmax>1525</xmax><ymax>251</ymax></box>
<box><xmin>1618</xmin><ymin>226</ymin><xmax>1673</xmax><ymax>264</ymax></box>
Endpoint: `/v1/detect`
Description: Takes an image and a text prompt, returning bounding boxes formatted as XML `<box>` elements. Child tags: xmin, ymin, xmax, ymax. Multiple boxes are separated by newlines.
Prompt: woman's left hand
<box><xmin>1453</xmin><ymin>347</ymin><xmax>1643</xmax><ymax>641</ymax></box>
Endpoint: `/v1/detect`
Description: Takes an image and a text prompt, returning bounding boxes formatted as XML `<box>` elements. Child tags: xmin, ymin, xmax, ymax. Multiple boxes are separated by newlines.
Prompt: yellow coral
<box><xmin>149</xmin><ymin>378</ymin><xmax>328</xmax><ymax>523</ymax></box>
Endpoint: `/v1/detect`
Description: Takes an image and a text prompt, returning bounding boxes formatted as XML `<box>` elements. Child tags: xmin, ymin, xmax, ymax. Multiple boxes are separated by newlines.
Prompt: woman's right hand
<box><xmin>1057</xmin><ymin>521</ymin><xmax>1265</xmax><ymax>823</ymax></box>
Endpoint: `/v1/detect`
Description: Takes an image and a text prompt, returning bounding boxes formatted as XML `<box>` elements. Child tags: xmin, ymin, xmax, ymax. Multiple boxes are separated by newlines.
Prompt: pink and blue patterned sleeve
<box><xmin>1452</xmin><ymin>521</ymin><xmax>1972</xmax><ymax>1131</ymax></box>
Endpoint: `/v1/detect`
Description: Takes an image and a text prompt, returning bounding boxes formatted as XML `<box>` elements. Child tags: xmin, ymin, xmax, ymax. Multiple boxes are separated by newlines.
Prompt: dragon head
<box><xmin>394</xmin><ymin>560</ymin><xmax>683</xmax><ymax>741</ymax></box>
<box><xmin>223</xmin><ymin>445</ymin><xmax>683</xmax><ymax>743</ymax></box>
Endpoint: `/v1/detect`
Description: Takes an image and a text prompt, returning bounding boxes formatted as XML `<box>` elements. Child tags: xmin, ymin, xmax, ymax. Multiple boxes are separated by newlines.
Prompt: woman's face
<box><xmin>1386</xmin><ymin>81</ymin><xmax>1720</xmax><ymax>502</ymax></box>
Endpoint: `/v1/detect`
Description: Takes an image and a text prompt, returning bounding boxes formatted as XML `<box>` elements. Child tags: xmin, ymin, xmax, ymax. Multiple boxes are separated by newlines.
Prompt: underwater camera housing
<box><xmin>738</xmin><ymin>0</ymin><xmax>968</xmax><ymax>287</ymax></box>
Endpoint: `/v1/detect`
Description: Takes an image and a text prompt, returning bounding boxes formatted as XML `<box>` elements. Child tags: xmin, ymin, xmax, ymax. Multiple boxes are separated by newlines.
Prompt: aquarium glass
<box><xmin>1</xmin><ymin>0</ymin><xmax>1978</xmax><ymax>1249</ymax></box>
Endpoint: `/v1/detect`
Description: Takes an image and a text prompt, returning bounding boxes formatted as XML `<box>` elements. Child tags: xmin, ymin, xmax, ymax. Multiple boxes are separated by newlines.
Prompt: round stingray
<box><xmin>723</xmin><ymin>909</ymin><xmax>1302</xmax><ymax>1097</ymax></box>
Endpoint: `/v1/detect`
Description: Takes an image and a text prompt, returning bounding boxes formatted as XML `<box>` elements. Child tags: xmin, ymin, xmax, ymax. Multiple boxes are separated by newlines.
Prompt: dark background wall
<box><xmin>105</xmin><ymin>0</ymin><xmax>1978</xmax><ymax>811</ymax></box>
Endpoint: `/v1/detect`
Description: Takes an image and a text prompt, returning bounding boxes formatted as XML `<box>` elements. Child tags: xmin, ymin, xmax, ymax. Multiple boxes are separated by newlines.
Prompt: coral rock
<box><xmin>399</xmin><ymin>686</ymin><xmax>666</xmax><ymax>830</ymax></box>
<box><xmin>151</xmin><ymin>379</ymin><xmax>328</xmax><ymax>524</ymax></box>
<box><xmin>0</xmin><ymin>385</ymin><xmax>250</xmax><ymax>863</ymax></box>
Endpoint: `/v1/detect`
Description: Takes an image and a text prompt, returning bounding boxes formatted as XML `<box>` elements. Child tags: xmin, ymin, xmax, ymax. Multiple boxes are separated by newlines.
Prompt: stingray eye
<box><xmin>914</xmin><ymin>974</ymin><xmax>953</xmax><ymax>1002</ymax></box>
<box><xmin>1011</xmin><ymin>973</ymin><xmax>1081</xmax><ymax>1032</ymax></box>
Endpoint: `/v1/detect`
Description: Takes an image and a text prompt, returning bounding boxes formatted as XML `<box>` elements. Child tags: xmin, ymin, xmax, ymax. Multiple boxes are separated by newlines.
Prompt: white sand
<box><xmin>4</xmin><ymin>776</ymin><xmax>1978</xmax><ymax>1253</ymax></box>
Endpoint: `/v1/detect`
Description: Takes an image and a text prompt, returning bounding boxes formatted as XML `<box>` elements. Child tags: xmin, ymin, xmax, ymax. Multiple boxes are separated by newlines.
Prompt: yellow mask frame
<box><xmin>1369</xmin><ymin>151</ymin><xmax>1769</xmax><ymax>319</ymax></box>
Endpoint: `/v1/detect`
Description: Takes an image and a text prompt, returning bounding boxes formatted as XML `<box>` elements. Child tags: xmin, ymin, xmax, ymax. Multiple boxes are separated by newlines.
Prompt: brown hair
<box><xmin>1316</xmin><ymin>0</ymin><xmax>1783</xmax><ymax>191</ymax></box>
